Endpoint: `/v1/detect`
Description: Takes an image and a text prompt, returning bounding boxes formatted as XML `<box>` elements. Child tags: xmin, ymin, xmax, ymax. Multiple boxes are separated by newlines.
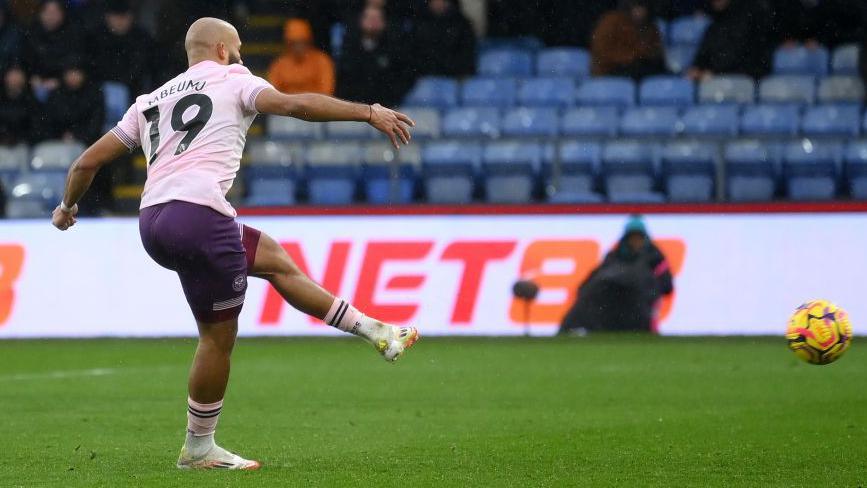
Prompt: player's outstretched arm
<box><xmin>51</xmin><ymin>132</ymin><xmax>129</xmax><ymax>231</ymax></box>
<box><xmin>254</xmin><ymin>88</ymin><xmax>415</xmax><ymax>149</ymax></box>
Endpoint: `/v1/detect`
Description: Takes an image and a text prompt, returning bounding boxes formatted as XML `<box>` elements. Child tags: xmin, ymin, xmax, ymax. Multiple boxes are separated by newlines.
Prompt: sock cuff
<box><xmin>325</xmin><ymin>298</ymin><xmax>364</xmax><ymax>333</ymax></box>
<box><xmin>188</xmin><ymin>397</ymin><xmax>223</xmax><ymax>419</ymax></box>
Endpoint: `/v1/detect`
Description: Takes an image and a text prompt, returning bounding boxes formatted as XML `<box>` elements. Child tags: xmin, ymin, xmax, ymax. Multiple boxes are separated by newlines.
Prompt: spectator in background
<box><xmin>40</xmin><ymin>61</ymin><xmax>104</xmax><ymax>144</ymax></box>
<box><xmin>21</xmin><ymin>0</ymin><xmax>84</xmax><ymax>101</ymax></box>
<box><xmin>0</xmin><ymin>65</ymin><xmax>38</xmax><ymax>146</ymax></box>
<box><xmin>87</xmin><ymin>0</ymin><xmax>155</xmax><ymax>96</ymax></box>
<box><xmin>268</xmin><ymin>18</ymin><xmax>335</xmax><ymax>95</ymax></box>
<box><xmin>0</xmin><ymin>1</ymin><xmax>21</xmax><ymax>73</ymax></box>
<box><xmin>860</xmin><ymin>32</ymin><xmax>867</xmax><ymax>87</ymax></box>
<box><xmin>411</xmin><ymin>0</ymin><xmax>476</xmax><ymax>78</ymax></box>
<box><xmin>337</xmin><ymin>6</ymin><xmax>411</xmax><ymax>107</ymax></box>
<box><xmin>687</xmin><ymin>0</ymin><xmax>772</xmax><ymax>80</ymax></box>
<box><xmin>559</xmin><ymin>216</ymin><xmax>674</xmax><ymax>335</ymax></box>
<box><xmin>591</xmin><ymin>0</ymin><xmax>667</xmax><ymax>78</ymax></box>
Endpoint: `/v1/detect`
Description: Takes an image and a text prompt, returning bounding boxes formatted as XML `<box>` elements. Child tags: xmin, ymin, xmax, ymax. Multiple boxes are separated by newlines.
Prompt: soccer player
<box><xmin>50</xmin><ymin>17</ymin><xmax>419</xmax><ymax>470</ymax></box>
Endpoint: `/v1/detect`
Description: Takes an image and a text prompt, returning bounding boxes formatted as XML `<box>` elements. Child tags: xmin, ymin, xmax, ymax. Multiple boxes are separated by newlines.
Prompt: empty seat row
<box><xmin>404</xmin><ymin>75</ymin><xmax>865</xmax><ymax>109</ymax></box>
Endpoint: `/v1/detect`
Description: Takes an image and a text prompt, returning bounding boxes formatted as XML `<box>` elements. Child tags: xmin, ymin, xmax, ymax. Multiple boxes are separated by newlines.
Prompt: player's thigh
<box><xmin>249</xmin><ymin>229</ymin><xmax>303</xmax><ymax>278</ymax></box>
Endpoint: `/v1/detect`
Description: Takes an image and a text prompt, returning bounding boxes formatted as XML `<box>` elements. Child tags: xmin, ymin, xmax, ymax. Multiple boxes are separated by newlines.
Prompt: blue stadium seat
<box><xmin>245</xmin><ymin>178</ymin><xmax>296</xmax><ymax>206</ymax></box>
<box><xmin>461</xmin><ymin>78</ymin><xmax>517</xmax><ymax>107</ymax></box>
<box><xmin>478</xmin><ymin>49</ymin><xmax>534</xmax><ymax>77</ymax></box>
<box><xmin>30</xmin><ymin>140</ymin><xmax>85</xmax><ymax>172</ymax></box>
<box><xmin>758</xmin><ymin>75</ymin><xmax>815</xmax><ymax>105</ymax></box>
<box><xmin>661</xmin><ymin>141</ymin><xmax>716</xmax><ymax>202</ymax></box>
<box><xmin>479</xmin><ymin>36</ymin><xmax>543</xmax><ymax>53</ymax></box>
<box><xmin>801</xmin><ymin>105</ymin><xmax>861</xmax><ymax>137</ymax></box>
<box><xmin>817</xmin><ymin>76</ymin><xmax>865</xmax><ymax>104</ymax></box>
<box><xmin>518</xmin><ymin>77</ymin><xmax>575</xmax><ymax>107</ymax></box>
<box><xmin>0</xmin><ymin>145</ymin><xmax>28</xmax><ymax>189</ymax></box>
<box><xmin>397</xmin><ymin>107</ymin><xmax>441</xmax><ymax>139</ymax></box>
<box><xmin>421</xmin><ymin>141</ymin><xmax>481</xmax><ymax>203</ymax></box>
<box><xmin>560</xmin><ymin>107</ymin><xmax>619</xmax><ymax>138</ymax></box>
<box><xmin>482</xmin><ymin>141</ymin><xmax>541</xmax><ymax>203</ymax></box>
<box><xmin>576</xmin><ymin>77</ymin><xmax>635</xmax><ymax>108</ymax></box>
<box><xmin>245</xmin><ymin>140</ymin><xmax>297</xmax><ymax>166</ymax></box>
<box><xmin>244</xmin><ymin>141</ymin><xmax>299</xmax><ymax>206</ymax></box>
<box><xmin>305</xmin><ymin>142</ymin><xmax>362</xmax><ymax>205</ymax></box>
<box><xmin>601</xmin><ymin>141</ymin><xmax>661</xmax><ymax>202</ymax></box>
<box><xmin>546</xmin><ymin>141</ymin><xmax>602</xmax><ymax>202</ymax></box>
<box><xmin>639</xmin><ymin>76</ymin><xmax>694</xmax><ymax>107</ymax></box>
<box><xmin>269</xmin><ymin>115</ymin><xmax>322</xmax><ymax>140</ymax></box>
<box><xmin>362</xmin><ymin>163</ymin><xmax>415</xmax><ymax>204</ymax></box>
<box><xmin>535</xmin><ymin>48</ymin><xmax>590</xmax><ymax>78</ymax></box>
<box><xmin>404</xmin><ymin>77</ymin><xmax>459</xmax><ymax>108</ymax></box>
<box><xmin>669</xmin><ymin>15</ymin><xmax>710</xmax><ymax>45</ymax></box>
<box><xmin>442</xmin><ymin>107</ymin><xmax>501</xmax><ymax>138</ymax></box>
<box><xmin>845</xmin><ymin>140</ymin><xmax>867</xmax><ymax>199</ymax></box>
<box><xmin>724</xmin><ymin>140</ymin><xmax>778</xmax><ymax>201</ymax></box>
<box><xmin>783</xmin><ymin>140</ymin><xmax>842</xmax><ymax>201</ymax></box>
<box><xmin>325</xmin><ymin>121</ymin><xmax>376</xmax><ymax>139</ymax></box>
<box><xmin>102</xmin><ymin>81</ymin><xmax>130</xmax><ymax>131</ymax></box>
<box><xmin>9</xmin><ymin>172</ymin><xmax>67</xmax><ymax>212</ymax></box>
<box><xmin>665</xmin><ymin>44</ymin><xmax>698</xmax><ymax>74</ymax></box>
<box><xmin>501</xmin><ymin>107</ymin><xmax>559</xmax><ymax>138</ymax></box>
<box><xmin>681</xmin><ymin>105</ymin><xmax>739</xmax><ymax>136</ymax></box>
<box><xmin>740</xmin><ymin>105</ymin><xmax>800</xmax><ymax>136</ymax></box>
<box><xmin>831</xmin><ymin>44</ymin><xmax>860</xmax><ymax>75</ymax></box>
<box><xmin>698</xmin><ymin>75</ymin><xmax>755</xmax><ymax>105</ymax></box>
<box><xmin>773</xmin><ymin>46</ymin><xmax>830</xmax><ymax>76</ymax></box>
<box><xmin>620</xmin><ymin>107</ymin><xmax>680</xmax><ymax>137</ymax></box>
<box><xmin>656</xmin><ymin>18</ymin><xmax>668</xmax><ymax>44</ymax></box>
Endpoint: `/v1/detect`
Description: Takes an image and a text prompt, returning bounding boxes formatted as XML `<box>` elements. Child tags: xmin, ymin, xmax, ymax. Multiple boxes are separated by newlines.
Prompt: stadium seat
<box><xmin>5</xmin><ymin>198</ymin><xmax>45</xmax><ymax>218</ymax></box>
<box><xmin>801</xmin><ymin>105</ymin><xmax>861</xmax><ymax>137</ymax></box>
<box><xmin>601</xmin><ymin>141</ymin><xmax>661</xmax><ymax>202</ymax></box>
<box><xmin>461</xmin><ymin>78</ymin><xmax>517</xmax><ymax>107</ymax></box>
<box><xmin>9</xmin><ymin>172</ymin><xmax>67</xmax><ymax>211</ymax></box>
<box><xmin>661</xmin><ymin>141</ymin><xmax>716</xmax><ymax>202</ymax></box>
<box><xmin>758</xmin><ymin>75</ymin><xmax>815</xmax><ymax>105</ymax></box>
<box><xmin>817</xmin><ymin>76</ymin><xmax>865</xmax><ymax>104</ymax></box>
<box><xmin>404</xmin><ymin>77</ymin><xmax>459</xmax><ymax>108</ymax></box>
<box><xmin>783</xmin><ymin>140</ymin><xmax>842</xmax><ymax>201</ymax></box>
<box><xmin>831</xmin><ymin>44</ymin><xmax>860</xmax><ymax>75</ymax></box>
<box><xmin>698</xmin><ymin>75</ymin><xmax>755</xmax><ymax>105</ymax></box>
<box><xmin>443</xmin><ymin>107</ymin><xmax>501</xmax><ymax>138</ymax></box>
<box><xmin>619</xmin><ymin>107</ymin><xmax>680</xmax><ymax>137</ymax></box>
<box><xmin>102</xmin><ymin>81</ymin><xmax>130</xmax><ymax>130</ymax></box>
<box><xmin>518</xmin><ymin>77</ymin><xmax>575</xmax><ymax>107</ymax></box>
<box><xmin>669</xmin><ymin>15</ymin><xmax>710</xmax><ymax>45</ymax></box>
<box><xmin>665</xmin><ymin>44</ymin><xmax>698</xmax><ymax>74</ymax></box>
<box><xmin>30</xmin><ymin>140</ymin><xmax>86</xmax><ymax>171</ymax></box>
<box><xmin>546</xmin><ymin>141</ymin><xmax>602</xmax><ymax>202</ymax></box>
<box><xmin>243</xmin><ymin>141</ymin><xmax>298</xmax><ymax>206</ymax></box>
<box><xmin>535</xmin><ymin>48</ymin><xmax>590</xmax><ymax>78</ymax></box>
<box><xmin>845</xmin><ymin>140</ymin><xmax>867</xmax><ymax>199</ymax></box>
<box><xmin>576</xmin><ymin>77</ymin><xmax>635</xmax><ymax>108</ymax></box>
<box><xmin>478</xmin><ymin>49</ymin><xmax>534</xmax><ymax>77</ymax></box>
<box><xmin>740</xmin><ymin>105</ymin><xmax>800</xmax><ymax>136</ymax></box>
<box><xmin>482</xmin><ymin>141</ymin><xmax>541</xmax><ymax>203</ymax></box>
<box><xmin>325</xmin><ymin>121</ymin><xmax>376</xmax><ymax>139</ymax></box>
<box><xmin>245</xmin><ymin>178</ymin><xmax>296</xmax><ymax>206</ymax></box>
<box><xmin>656</xmin><ymin>18</ymin><xmax>668</xmax><ymax>44</ymax></box>
<box><xmin>560</xmin><ymin>107</ymin><xmax>619</xmax><ymax>138</ymax></box>
<box><xmin>363</xmin><ymin>142</ymin><xmax>419</xmax><ymax>204</ymax></box>
<box><xmin>501</xmin><ymin>107</ymin><xmax>559</xmax><ymax>138</ymax></box>
<box><xmin>724</xmin><ymin>140</ymin><xmax>778</xmax><ymax>201</ymax></box>
<box><xmin>305</xmin><ymin>142</ymin><xmax>362</xmax><ymax>205</ymax></box>
<box><xmin>639</xmin><ymin>76</ymin><xmax>694</xmax><ymax>107</ymax></box>
<box><xmin>479</xmin><ymin>36</ymin><xmax>543</xmax><ymax>53</ymax></box>
<box><xmin>397</xmin><ymin>107</ymin><xmax>441</xmax><ymax>139</ymax></box>
<box><xmin>269</xmin><ymin>115</ymin><xmax>322</xmax><ymax>140</ymax></box>
<box><xmin>421</xmin><ymin>141</ymin><xmax>481</xmax><ymax>203</ymax></box>
<box><xmin>0</xmin><ymin>144</ymin><xmax>28</xmax><ymax>188</ymax></box>
<box><xmin>772</xmin><ymin>46</ymin><xmax>829</xmax><ymax>76</ymax></box>
<box><xmin>680</xmin><ymin>105</ymin><xmax>739</xmax><ymax>136</ymax></box>
<box><xmin>245</xmin><ymin>140</ymin><xmax>296</xmax><ymax>166</ymax></box>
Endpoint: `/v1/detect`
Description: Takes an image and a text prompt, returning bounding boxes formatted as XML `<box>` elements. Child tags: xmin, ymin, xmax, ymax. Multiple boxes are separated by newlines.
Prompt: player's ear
<box><xmin>216</xmin><ymin>42</ymin><xmax>227</xmax><ymax>63</ymax></box>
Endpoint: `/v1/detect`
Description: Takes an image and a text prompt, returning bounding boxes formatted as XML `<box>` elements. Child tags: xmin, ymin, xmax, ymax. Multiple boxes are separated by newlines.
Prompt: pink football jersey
<box><xmin>111</xmin><ymin>60</ymin><xmax>272</xmax><ymax>217</ymax></box>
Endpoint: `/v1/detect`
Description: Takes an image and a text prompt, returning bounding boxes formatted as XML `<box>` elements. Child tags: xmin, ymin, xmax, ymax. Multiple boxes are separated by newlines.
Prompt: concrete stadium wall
<box><xmin>1</xmin><ymin>204</ymin><xmax>866</xmax><ymax>338</ymax></box>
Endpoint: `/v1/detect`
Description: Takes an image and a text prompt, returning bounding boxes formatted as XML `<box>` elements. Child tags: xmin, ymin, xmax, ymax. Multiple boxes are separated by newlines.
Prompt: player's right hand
<box><xmin>51</xmin><ymin>204</ymin><xmax>78</xmax><ymax>231</ymax></box>
<box><xmin>368</xmin><ymin>103</ymin><xmax>415</xmax><ymax>149</ymax></box>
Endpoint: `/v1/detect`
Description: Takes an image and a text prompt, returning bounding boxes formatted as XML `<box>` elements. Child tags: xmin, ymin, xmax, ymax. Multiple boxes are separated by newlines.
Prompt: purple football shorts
<box><xmin>139</xmin><ymin>200</ymin><xmax>261</xmax><ymax>323</ymax></box>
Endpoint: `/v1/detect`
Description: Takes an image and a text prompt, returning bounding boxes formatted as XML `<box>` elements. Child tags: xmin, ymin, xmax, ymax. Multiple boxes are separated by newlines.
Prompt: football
<box><xmin>786</xmin><ymin>300</ymin><xmax>853</xmax><ymax>365</ymax></box>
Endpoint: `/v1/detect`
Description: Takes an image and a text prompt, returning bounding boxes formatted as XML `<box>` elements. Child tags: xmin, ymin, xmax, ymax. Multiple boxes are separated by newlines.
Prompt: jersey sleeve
<box><xmin>237</xmin><ymin>74</ymin><xmax>274</xmax><ymax>114</ymax></box>
<box><xmin>110</xmin><ymin>103</ymin><xmax>141</xmax><ymax>150</ymax></box>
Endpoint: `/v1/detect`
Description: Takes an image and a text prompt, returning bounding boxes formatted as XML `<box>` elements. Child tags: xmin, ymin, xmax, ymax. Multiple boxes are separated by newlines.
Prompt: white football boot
<box><xmin>371</xmin><ymin>323</ymin><xmax>420</xmax><ymax>362</ymax></box>
<box><xmin>177</xmin><ymin>443</ymin><xmax>261</xmax><ymax>470</ymax></box>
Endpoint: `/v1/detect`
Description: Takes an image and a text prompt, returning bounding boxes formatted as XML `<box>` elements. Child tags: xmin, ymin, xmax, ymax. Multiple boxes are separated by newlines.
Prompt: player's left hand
<box><xmin>51</xmin><ymin>203</ymin><xmax>78</xmax><ymax>231</ymax></box>
<box><xmin>368</xmin><ymin>103</ymin><xmax>415</xmax><ymax>149</ymax></box>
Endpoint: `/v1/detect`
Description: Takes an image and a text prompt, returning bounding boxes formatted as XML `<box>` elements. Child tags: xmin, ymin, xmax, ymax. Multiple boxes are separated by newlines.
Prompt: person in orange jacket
<box><xmin>268</xmin><ymin>18</ymin><xmax>334</xmax><ymax>95</ymax></box>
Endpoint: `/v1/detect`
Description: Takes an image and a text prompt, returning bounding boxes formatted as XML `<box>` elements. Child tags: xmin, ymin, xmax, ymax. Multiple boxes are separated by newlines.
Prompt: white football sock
<box><xmin>324</xmin><ymin>298</ymin><xmax>383</xmax><ymax>341</ymax></box>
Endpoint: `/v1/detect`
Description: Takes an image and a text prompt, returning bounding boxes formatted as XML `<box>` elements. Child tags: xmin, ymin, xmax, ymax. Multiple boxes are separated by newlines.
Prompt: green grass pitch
<box><xmin>1</xmin><ymin>335</ymin><xmax>865</xmax><ymax>487</ymax></box>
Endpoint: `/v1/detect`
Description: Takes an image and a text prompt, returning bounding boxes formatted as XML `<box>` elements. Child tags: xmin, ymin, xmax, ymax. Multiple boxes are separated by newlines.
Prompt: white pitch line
<box><xmin>0</xmin><ymin>368</ymin><xmax>117</xmax><ymax>382</ymax></box>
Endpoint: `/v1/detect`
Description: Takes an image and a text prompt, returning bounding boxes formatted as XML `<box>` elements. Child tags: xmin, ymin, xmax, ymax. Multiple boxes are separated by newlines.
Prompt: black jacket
<box><xmin>87</xmin><ymin>23</ymin><xmax>156</xmax><ymax>95</ymax></box>
<box><xmin>21</xmin><ymin>21</ymin><xmax>84</xmax><ymax>79</ymax></box>
<box><xmin>692</xmin><ymin>0</ymin><xmax>773</xmax><ymax>79</ymax></box>
<box><xmin>0</xmin><ymin>87</ymin><xmax>38</xmax><ymax>146</ymax></box>
<box><xmin>41</xmin><ymin>82</ymin><xmax>105</xmax><ymax>144</ymax></box>
<box><xmin>411</xmin><ymin>6</ymin><xmax>476</xmax><ymax>77</ymax></box>
<box><xmin>560</xmin><ymin>236</ymin><xmax>673</xmax><ymax>333</ymax></box>
<box><xmin>337</xmin><ymin>28</ymin><xmax>412</xmax><ymax>107</ymax></box>
<box><xmin>0</xmin><ymin>5</ymin><xmax>21</xmax><ymax>73</ymax></box>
